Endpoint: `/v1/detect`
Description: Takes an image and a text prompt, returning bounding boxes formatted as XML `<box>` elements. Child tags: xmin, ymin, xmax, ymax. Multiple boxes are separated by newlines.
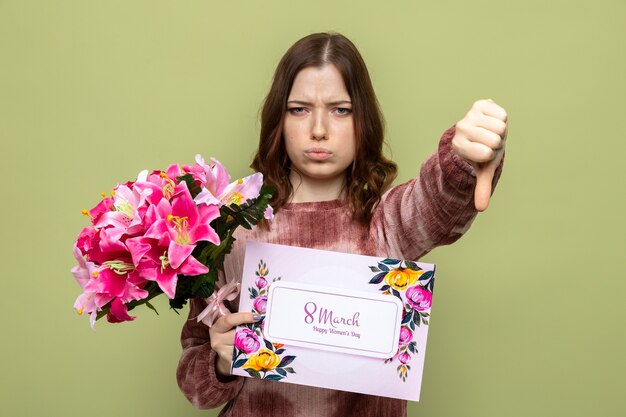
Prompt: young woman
<box><xmin>177</xmin><ymin>32</ymin><xmax>507</xmax><ymax>417</ymax></box>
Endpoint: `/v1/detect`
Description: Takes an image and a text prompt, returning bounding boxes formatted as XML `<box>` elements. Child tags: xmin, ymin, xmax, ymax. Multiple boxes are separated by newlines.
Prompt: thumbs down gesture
<box><xmin>451</xmin><ymin>99</ymin><xmax>508</xmax><ymax>212</ymax></box>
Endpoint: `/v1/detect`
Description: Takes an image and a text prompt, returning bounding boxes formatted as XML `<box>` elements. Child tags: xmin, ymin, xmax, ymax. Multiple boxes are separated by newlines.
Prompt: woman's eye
<box><xmin>335</xmin><ymin>107</ymin><xmax>352</xmax><ymax>115</ymax></box>
<box><xmin>288</xmin><ymin>107</ymin><xmax>305</xmax><ymax>114</ymax></box>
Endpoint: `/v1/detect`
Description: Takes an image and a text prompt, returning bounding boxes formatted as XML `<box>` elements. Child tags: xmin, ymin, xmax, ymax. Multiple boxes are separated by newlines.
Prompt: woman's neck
<box><xmin>287</xmin><ymin>171</ymin><xmax>347</xmax><ymax>203</ymax></box>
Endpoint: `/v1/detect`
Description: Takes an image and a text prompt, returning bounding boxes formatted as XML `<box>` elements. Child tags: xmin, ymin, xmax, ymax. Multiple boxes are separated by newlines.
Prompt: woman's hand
<box><xmin>451</xmin><ymin>99</ymin><xmax>508</xmax><ymax>211</ymax></box>
<box><xmin>210</xmin><ymin>312</ymin><xmax>260</xmax><ymax>377</ymax></box>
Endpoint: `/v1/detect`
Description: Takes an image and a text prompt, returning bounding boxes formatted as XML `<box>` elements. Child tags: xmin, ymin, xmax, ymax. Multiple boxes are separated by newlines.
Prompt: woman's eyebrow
<box><xmin>287</xmin><ymin>99</ymin><xmax>352</xmax><ymax>106</ymax></box>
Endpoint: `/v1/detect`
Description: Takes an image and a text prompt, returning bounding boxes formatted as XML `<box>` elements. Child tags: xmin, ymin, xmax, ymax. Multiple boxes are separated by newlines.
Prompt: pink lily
<box><xmin>219</xmin><ymin>172</ymin><xmax>264</xmax><ymax>206</ymax></box>
<box><xmin>134</xmin><ymin>244</ymin><xmax>209</xmax><ymax>298</ymax></box>
<box><xmin>94</xmin><ymin>182</ymin><xmax>151</xmax><ymax>234</ymax></box>
<box><xmin>127</xmin><ymin>183</ymin><xmax>219</xmax><ymax>298</ymax></box>
<box><xmin>75</xmin><ymin>226</ymin><xmax>99</xmax><ymax>258</ymax></box>
<box><xmin>133</xmin><ymin>166</ymin><xmax>192</xmax><ymax>204</ymax></box>
<box><xmin>142</xmin><ymin>183</ymin><xmax>220</xmax><ymax>263</ymax></box>
<box><xmin>83</xmin><ymin>196</ymin><xmax>114</xmax><ymax>225</ymax></box>
<box><xmin>107</xmin><ymin>297</ymin><xmax>135</xmax><ymax>323</ymax></box>
<box><xmin>193</xmin><ymin>155</ymin><xmax>231</xmax><ymax>196</ymax></box>
<box><xmin>71</xmin><ymin>245</ymin><xmax>100</xmax><ymax>328</ymax></box>
<box><xmin>194</xmin><ymin>171</ymin><xmax>264</xmax><ymax>207</ymax></box>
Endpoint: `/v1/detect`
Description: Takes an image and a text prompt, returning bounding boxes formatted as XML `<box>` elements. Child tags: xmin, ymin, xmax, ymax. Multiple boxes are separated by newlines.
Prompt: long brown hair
<box><xmin>251</xmin><ymin>32</ymin><xmax>397</xmax><ymax>224</ymax></box>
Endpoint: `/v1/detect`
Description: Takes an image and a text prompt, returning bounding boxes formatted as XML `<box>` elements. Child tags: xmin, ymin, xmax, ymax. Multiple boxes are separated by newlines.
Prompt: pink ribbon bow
<box><xmin>196</xmin><ymin>280</ymin><xmax>240</xmax><ymax>327</ymax></box>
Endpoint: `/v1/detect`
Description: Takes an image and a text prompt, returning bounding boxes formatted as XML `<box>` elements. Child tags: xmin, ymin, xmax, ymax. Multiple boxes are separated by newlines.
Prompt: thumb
<box><xmin>473</xmin><ymin>162</ymin><xmax>497</xmax><ymax>212</ymax></box>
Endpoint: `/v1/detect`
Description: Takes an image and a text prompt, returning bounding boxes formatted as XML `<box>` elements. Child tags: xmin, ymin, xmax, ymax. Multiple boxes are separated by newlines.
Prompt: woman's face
<box><xmin>282</xmin><ymin>64</ymin><xmax>356</xmax><ymax>185</ymax></box>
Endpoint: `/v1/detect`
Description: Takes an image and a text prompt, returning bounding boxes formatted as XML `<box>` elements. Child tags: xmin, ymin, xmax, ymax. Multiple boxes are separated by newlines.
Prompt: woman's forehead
<box><xmin>288</xmin><ymin>64</ymin><xmax>350</xmax><ymax>102</ymax></box>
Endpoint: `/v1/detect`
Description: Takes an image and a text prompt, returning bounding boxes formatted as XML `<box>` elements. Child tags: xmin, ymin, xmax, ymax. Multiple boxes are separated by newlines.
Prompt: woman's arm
<box><xmin>176</xmin><ymin>297</ymin><xmax>244</xmax><ymax>409</ymax></box>
<box><xmin>372</xmin><ymin>122</ymin><xmax>505</xmax><ymax>261</ymax></box>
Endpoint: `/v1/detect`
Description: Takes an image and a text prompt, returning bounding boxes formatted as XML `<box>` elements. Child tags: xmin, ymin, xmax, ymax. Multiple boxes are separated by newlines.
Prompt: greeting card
<box><xmin>231</xmin><ymin>241</ymin><xmax>435</xmax><ymax>401</ymax></box>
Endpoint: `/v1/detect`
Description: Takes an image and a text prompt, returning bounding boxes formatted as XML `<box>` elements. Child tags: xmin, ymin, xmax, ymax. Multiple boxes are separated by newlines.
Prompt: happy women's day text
<box><xmin>312</xmin><ymin>325</ymin><xmax>361</xmax><ymax>339</ymax></box>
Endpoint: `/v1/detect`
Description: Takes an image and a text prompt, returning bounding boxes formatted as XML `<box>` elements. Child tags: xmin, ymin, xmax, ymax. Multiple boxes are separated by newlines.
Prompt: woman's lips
<box><xmin>305</xmin><ymin>148</ymin><xmax>332</xmax><ymax>161</ymax></box>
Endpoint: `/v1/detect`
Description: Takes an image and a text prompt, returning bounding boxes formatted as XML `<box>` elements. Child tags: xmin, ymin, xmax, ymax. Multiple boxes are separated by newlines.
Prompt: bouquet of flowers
<box><xmin>71</xmin><ymin>155</ymin><xmax>273</xmax><ymax>328</ymax></box>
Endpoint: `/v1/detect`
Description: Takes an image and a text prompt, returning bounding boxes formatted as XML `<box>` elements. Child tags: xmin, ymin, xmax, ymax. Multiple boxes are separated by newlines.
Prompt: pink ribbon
<box><xmin>196</xmin><ymin>281</ymin><xmax>240</xmax><ymax>327</ymax></box>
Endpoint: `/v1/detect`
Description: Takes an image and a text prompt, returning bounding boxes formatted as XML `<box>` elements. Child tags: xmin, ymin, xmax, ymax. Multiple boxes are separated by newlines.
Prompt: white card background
<box><xmin>264</xmin><ymin>280</ymin><xmax>403</xmax><ymax>358</ymax></box>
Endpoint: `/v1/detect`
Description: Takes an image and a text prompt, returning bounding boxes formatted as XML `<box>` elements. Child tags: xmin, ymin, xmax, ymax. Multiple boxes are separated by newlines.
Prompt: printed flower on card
<box><xmin>234</xmin><ymin>328</ymin><xmax>261</xmax><ymax>354</ymax></box>
<box><xmin>231</xmin><ymin>259</ymin><xmax>295</xmax><ymax>381</ymax></box>
<box><xmin>384</xmin><ymin>268</ymin><xmax>422</xmax><ymax>291</ymax></box>
<box><xmin>255</xmin><ymin>276</ymin><xmax>267</xmax><ymax>289</ymax></box>
<box><xmin>252</xmin><ymin>295</ymin><xmax>267</xmax><ymax>314</ymax></box>
<box><xmin>398</xmin><ymin>352</ymin><xmax>411</xmax><ymax>364</ymax></box>
<box><xmin>399</xmin><ymin>326</ymin><xmax>413</xmax><ymax>345</ymax></box>
<box><xmin>405</xmin><ymin>285</ymin><xmax>432</xmax><ymax>311</ymax></box>
<box><xmin>242</xmin><ymin>349</ymin><xmax>281</xmax><ymax>372</ymax></box>
<box><xmin>368</xmin><ymin>259</ymin><xmax>434</xmax><ymax>382</ymax></box>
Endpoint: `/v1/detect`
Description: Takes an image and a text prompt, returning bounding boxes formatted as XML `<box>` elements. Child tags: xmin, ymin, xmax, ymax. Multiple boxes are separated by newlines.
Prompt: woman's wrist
<box><xmin>215</xmin><ymin>355</ymin><xmax>237</xmax><ymax>382</ymax></box>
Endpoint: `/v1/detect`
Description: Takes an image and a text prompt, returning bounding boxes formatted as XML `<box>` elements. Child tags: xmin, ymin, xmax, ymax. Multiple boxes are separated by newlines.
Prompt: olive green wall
<box><xmin>1</xmin><ymin>1</ymin><xmax>624</xmax><ymax>416</ymax></box>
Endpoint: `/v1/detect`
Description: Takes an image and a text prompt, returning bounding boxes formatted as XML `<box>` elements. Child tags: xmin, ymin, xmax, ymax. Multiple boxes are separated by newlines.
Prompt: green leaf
<box><xmin>369</xmin><ymin>272</ymin><xmax>386</xmax><ymax>284</ymax></box>
<box><xmin>187</xmin><ymin>268</ymin><xmax>217</xmax><ymax>299</ymax></box>
<box><xmin>264</xmin><ymin>374</ymin><xmax>284</xmax><ymax>381</ymax></box>
<box><xmin>220</xmin><ymin>185</ymin><xmax>275</xmax><ymax>230</ymax></box>
<box><xmin>381</xmin><ymin>258</ymin><xmax>401</xmax><ymax>265</ymax></box>
<box><xmin>176</xmin><ymin>173</ymin><xmax>202</xmax><ymax>198</ymax></box>
<box><xmin>168</xmin><ymin>297</ymin><xmax>188</xmax><ymax>311</ymax></box>
<box><xmin>244</xmin><ymin>369</ymin><xmax>262</xmax><ymax>379</ymax></box>
<box><xmin>233</xmin><ymin>359</ymin><xmax>247</xmax><ymax>368</ymax></box>
<box><xmin>405</xmin><ymin>260</ymin><xmax>422</xmax><ymax>271</ymax></box>
<box><xmin>275</xmin><ymin>348</ymin><xmax>286</xmax><ymax>355</ymax></box>
<box><xmin>145</xmin><ymin>301</ymin><xmax>159</xmax><ymax>316</ymax></box>
<box><xmin>419</xmin><ymin>270</ymin><xmax>434</xmax><ymax>281</ymax></box>
<box><xmin>402</xmin><ymin>311</ymin><xmax>412</xmax><ymax>324</ymax></box>
<box><xmin>283</xmin><ymin>367</ymin><xmax>296</xmax><ymax>373</ymax></box>
<box><xmin>278</xmin><ymin>355</ymin><xmax>296</xmax><ymax>367</ymax></box>
<box><xmin>232</xmin><ymin>348</ymin><xmax>241</xmax><ymax>361</ymax></box>
<box><xmin>264</xmin><ymin>338</ymin><xmax>274</xmax><ymax>351</ymax></box>
<box><xmin>275</xmin><ymin>367</ymin><xmax>287</xmax><ymax>377</ymax></box>
<box><xmin>369</xmin><ymin>266</ymin><xmax>381</xmax><ymax>272</ymax></box>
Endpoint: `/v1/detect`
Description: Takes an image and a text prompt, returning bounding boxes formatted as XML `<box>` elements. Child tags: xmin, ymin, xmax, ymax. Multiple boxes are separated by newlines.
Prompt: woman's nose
<box><xmin>311</xmin><ymin>112</ymin><xmax>327</xmax><ymax>140</ymax></box>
